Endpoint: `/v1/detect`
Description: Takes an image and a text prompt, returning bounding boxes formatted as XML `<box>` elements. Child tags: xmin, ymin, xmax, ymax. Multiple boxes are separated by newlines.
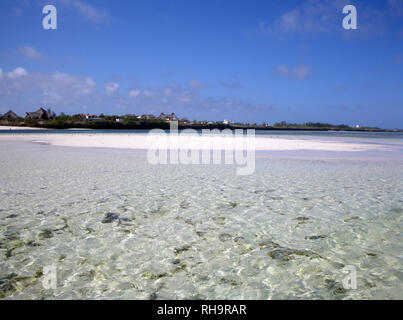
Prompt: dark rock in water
<box><xmin>258</xmin><ymin>240</ymin><xmax>281</xmax><ymax>249</ymax></box>
<box><xmin>267</xmin><ymin>246</ymin><xmax>322</xmax><ymax>261</ymax></box>
<box><xmin>180</xmin><ymin>201</ymin><xmax>190</xmax><ymax>209</ymax></box>
<box><xmin>174</xmin><ymin>245</ymin><xmax>191</xmax><ymax>254</ymax></box>
<box><xmin>6</xmin><ymin>214</ymin><xmax>18</xmax><ymax>219</ymax></box>
<box><xmin>267</xmin><ymin>248</ymin><xmax>304</xmax><ymax>261</ymax></box>
<box><xmin>218</xmin><ymin>233</ymin><xmax>232</xmax><ymax>242</ymax></box>
<box><xmin>324</xmin><ymin>279</ymin><xmax>347</xmax><ymax>296</ymax></box>
<box><xmin>6</xmin><ymin>248</ymin><xmax>14</xmax><ymax>258</ymax></box>
<box><xmin>390</xmin><ymin>207</ymin><xmax>402</xmax><ymax>214</ymax></box>
<box><xmin>219</xmin><ymin>277</ymin><xmax>240</xmax><ymax>286</ymax></box>
<box><xmin>234</xmin><ymin>236</ymin><xmax>245</xmax><ymax>243</ymax></box>
<box><xmin>295</xmin><ymin>217</ymin><xmax>310</xmax><ymax>221</ymax></box>
<box><xmin>172</xmin><ymin>259</ymin><xmax>181</xmax><ymax>265</ymax></box>
<box><xmin>173</xmin><ymin>263</ymin><xmax>187</xmax><ymax>273</ymax></box>
<box><xmin>0</xmin><ymin>273</ymin><xmax>37</xmax><ymax>299</ymax></box>
<box><xmin>184</xmin><ymin>219</ymin><xmax>195</xmax><ymax>226</ymax></box>
<box><xmin>149</xmin><ymin>292</ymin><xmax>158</xmax><ymax>300</ymax></box>
<box><xmin>38</xmin><ymin>229</ymin><xmax>53</xmax><ymax>240</ymax></box>
<box><xmin>0</xmin><ymin>273</ymin><xmax>18</xmax><ymax>298</ymax></box>
<box><xmin>228</xmin><ymin>202</ymin><xmax>238</xmax><ymax>208</ymax></box>
<box><xmin>344</xmin><ymin>216</ymin><xmax>360</xmax><ymax>222</ymax></box>
<box><xmin>364</xmin><ymin>280</ymin><xmax>376</xmax><ymax>288</ymax></box>
<box><xmin>305</xmin><ymin>235</ymin><xmax>327</xmax><ymax>240</ymax></box>
<box><xmin>26</xmin><ymin>240</ymin><xmax>40</xmax><ymax>247</ymax></box>
<box><xmin>367</xmin><ymin>252</ymin><xmax>377</xmax><ymax>257</ymax></box>
<box><xmin>102</xmin><ymin>213</ymin><xmax>119</xmax><ymax>223</ymax></box>
<box><xmin>196</xmin><ymin>231</ymin><xmax>206</xmax><ymax>237</ymax></box>
<box><xmin>4</xmin><ymin>231</ymin><xmax>20</xmax><ymax>241</ymax></box>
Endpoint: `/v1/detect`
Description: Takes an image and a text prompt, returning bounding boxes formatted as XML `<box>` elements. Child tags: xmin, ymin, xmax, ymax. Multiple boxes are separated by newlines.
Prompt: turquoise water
<box><xmin>0</xmin><ymin>140</ymin><xmax>402</xmax><ymax>299</ymax></box>
<box><xmin>1</xmin><ymin>129</ymin><xmax>403</xmax><ymax>139</ymax></box>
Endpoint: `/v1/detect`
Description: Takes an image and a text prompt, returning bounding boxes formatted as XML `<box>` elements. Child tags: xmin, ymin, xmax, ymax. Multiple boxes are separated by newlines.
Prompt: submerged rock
<box><xmin>305</xmin><ymin>235</ymin><xmax>327</xmax><ymax>240</ymax></box>
<box><xmin>0</xmin><ymin>272</ymin><xmax>40</xmax><ymax>299</ymax></box>
<box><xmin>344</xmin><ymin>216</ymin><xmax>360</xmax><ymax>222</ymax></box>
<box><xmin>218</xmin><ymin>233</ymin><xmax>232</xmax><ymax>242</ymax></box>
<box><xmin>38</xmin><ymin>229</ymin><xmax>53</xmax><ymax>240</ymax></box>
<box><xmin>295</xmin><ymin>217</ymin><xmax>310</xmax><ymax>221</ymax></box>
<box><xmin>174</xmin><ymin>245</ymin><xmax>191</xmax><ymax>254</ymax></box>
<box><xmin>258</xmin><ymin>240</ymin><xmax>281</xmax><ymax>249</ymax></box>
<box><xmin>102</xmin><ymin>213</ymin><xmax>120</xmax><ymax>223</ymax></box>
<box><xmin>324</xmin><ymin>278</ymin><xmax>347</xmax><ymax>296</ymax></box>
<box><xmin>149</xmin><ymin>292</ymin><xmax>158</xmax><ymax>300</ymax></box>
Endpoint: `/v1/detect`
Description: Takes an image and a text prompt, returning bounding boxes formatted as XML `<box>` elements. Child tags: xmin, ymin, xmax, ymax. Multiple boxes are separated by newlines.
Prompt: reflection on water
<box><xmin>0</xmin><ymin>142</ymin><xmax>402</xmax><ymax>299</ymax></box>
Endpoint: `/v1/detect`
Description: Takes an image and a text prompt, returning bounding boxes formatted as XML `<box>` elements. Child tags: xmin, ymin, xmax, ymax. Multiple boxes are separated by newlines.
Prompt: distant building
<box><xmin>223</xmin><ymin>120</ymin><xmax>229</xmax><ymax>125</ymax></box>
<box><xmin>121</xmin><ymin>114</ymin><xmax>137</xmax><ymax>119</ymax></box>
<box><xmin>81</xmin><ymin>114</ymin><xmax>98</xmax><ymax>120</ymax></box>
<box><xmin>179</xmin><ymin>117</ymin><xmax>190</xmax><ymax>124</ymax></box>
<box><xmin>26</xmin><ymin>108</ymin><xmax>52</xmax><ymax>120</ymax></box>
<box><xmin>157</xmin><ymin>113</ymin><xmax>179</xmax><ymax>121</ymax></box>
<box><xmin>355</xmin><ymin>124</ymin><xmax>360</xmax><ymax>128</ymax></box>
<box><xmin>1</xmin><ymin>110</ymin><xmax>20</xmax><ymax>120</ymax></box>
<box><xmin>140</xmin><ymin>114</ymin><xmax>156</xmax><ymax>120</ymax></box>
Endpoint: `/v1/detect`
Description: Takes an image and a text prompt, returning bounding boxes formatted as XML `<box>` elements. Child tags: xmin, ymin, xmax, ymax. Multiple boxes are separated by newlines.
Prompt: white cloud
<box><xmin>58</xmin><ymin>0</ymin><xmax>109</xmax><ymax>23</ymax></box>
<box><xmin>129</xmin><ymin>89</ymin><xmax>140</xmax><ymax>98</ymax></box>
<box><xmin>293</xmin><ymin>65</ymin><xmax>311</xmax><ymax>79</ymax></box>
<box><xmin>188</xmin><ymin>80</ymin><xmax>205</xmax><ymax>89</ymax></box>
<box><xmin>275</xmin><ymin>65</ymin><xmax>290</xmax><ymax>76</ymax></box>
<box><xmin>0</xmin><ymin>68</ymin><xmax>264</xmax><ymax>122</ymax></box>
<box><xmin>259</xmin><ymin>0</ymin><xmax>346</xmax><ymax>36</ymax></box>
<box><xmin>0</xmin><ymin>67</ymin><xmax>97</xmax><ymax>107</ymax></box>
<box><xmin>18</xmin><ymin>46</ymin><xmax>42</xmax><ymax>60</ymax></box>
<box><xmin>142</xmin><ymin>90</ymin><xmax>154</xmax><ymax>98</ymax></box>
<box><xmin>105</xmin><ymin>82</ymin><xmax>119</xmax><ymax>95</ymax></box>
<box><xmin>7</xmin><ymin>67</ymin><xmax>28</xmax><ymax>79</ymax></box>
<box><xmin>275</xmin><ymin>65</ymin><xmax>311</xmax><ymax>80</ymax></box>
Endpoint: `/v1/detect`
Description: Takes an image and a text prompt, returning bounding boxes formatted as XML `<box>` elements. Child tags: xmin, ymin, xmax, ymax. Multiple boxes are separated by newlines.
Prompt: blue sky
<box><xmin>0</xmin><ymin>0</ymin><xmax>402</xmax><ymax>128</ymax></box>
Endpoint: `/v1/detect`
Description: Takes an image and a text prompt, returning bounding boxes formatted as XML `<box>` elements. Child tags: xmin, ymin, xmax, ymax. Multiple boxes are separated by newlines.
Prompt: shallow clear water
<box><xmin>0</xmin><ymin>141</ymin><xmax>402</xmax><ymax>299</ymax></box>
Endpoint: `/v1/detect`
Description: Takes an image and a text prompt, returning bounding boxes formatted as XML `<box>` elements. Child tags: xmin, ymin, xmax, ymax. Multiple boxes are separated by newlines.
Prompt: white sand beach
<box><xmin>0</xmin><ymin>126</ymin><xmax>46</xmax><ymax>130</ymax></box>
<box><xmin>0</xmin><ymin>132</ymin><xmax>398</xmax><ymax>152</ymax></box>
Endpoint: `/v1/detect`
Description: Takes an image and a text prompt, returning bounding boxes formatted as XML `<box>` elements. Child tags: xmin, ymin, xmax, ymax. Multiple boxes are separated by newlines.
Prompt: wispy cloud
<box><xmin>259</xmin><ymin>0</ymin><xmax>342</xmax><ymax>36</ymax></box>
<box><xmin>258</xmin><ymin>0</ymin><xmax>402</xmax><ymax>38</ymax></box>
<box><xmin>188</xmin><ymin>80</ymin><xmax>205</xmax><ymax>89</ymax></box>
<box><xmin>0</xmin><ymin>67</ymin><xmax>268</xmax><ymax>121</ymax></box>
<box><xmin>18</xmin><ymin>46</ymin><xmax>42</xmax><ymax>60</ymax></box>
<box><xmin>54</xmin><ymin>0</ymin><xmax>109</xmax><ymax>23</ymax></box>
<box><xmin>221</xmin><ymin>80</ymin><xmax>243</xmax><ymax>89</ymax></box>
<box><xmin>0</xmin><ymin>67</ymin><xmax>97</xmax><ymax>107</ymax></box>
<box><xmin>274</xmin><ymin>65</ymin><xmax>312</xmax><ymax>80</ymax></box>
<box><xmin>105</xmin><ymin>82</ymin><xmax>119</xmax><ymax>95</ymax></box>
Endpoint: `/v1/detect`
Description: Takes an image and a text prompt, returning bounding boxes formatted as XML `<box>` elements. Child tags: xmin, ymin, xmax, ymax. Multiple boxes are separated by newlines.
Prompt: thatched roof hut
<box><xmin>1</xmin><ymin>110</ymin><xmax>20</xmax><ymax>120</ymax></box>
<box><xmin>26</xmin><ymin>108</ymin><xmax>51</xmax><ymax>120</ymax></box>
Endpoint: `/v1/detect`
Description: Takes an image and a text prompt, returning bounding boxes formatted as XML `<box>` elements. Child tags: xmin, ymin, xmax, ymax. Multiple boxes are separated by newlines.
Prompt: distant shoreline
<box><xmin>0</xmin><ymin>123</ymin><xmax>401</xmax><ymax>133</ymax></box>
